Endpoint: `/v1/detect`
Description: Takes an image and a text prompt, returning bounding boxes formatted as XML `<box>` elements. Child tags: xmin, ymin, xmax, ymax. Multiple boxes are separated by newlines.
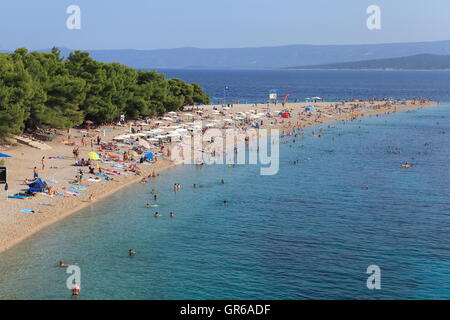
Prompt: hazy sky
<box><xmin>0</xmin><ymin>0</ymin><xmax>448</xmax><ymax>50</ymax></box>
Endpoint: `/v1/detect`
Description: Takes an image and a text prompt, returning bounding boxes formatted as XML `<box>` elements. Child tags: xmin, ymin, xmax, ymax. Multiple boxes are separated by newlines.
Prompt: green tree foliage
<box><xmin>0</xmin><ymin>48</ymin><xmax>210</xmax><ymax>141</ymax></box>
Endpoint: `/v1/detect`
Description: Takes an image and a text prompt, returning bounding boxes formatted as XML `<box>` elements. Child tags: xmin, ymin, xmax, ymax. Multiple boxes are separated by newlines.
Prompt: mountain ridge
<box><xmin>3</xmin><ymin>39</ymin><xmax>450</xmax><ymax>69</ymax></box>
<box><xmin>289</xmin><ymin>54</ymin><xmax>450</xmax><ymax>70</ymax></box>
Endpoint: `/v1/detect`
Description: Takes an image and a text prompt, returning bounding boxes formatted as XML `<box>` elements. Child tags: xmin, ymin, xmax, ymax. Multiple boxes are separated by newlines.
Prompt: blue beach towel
<box><xmin>8</xmin><ymin>195</ymin><xmax>31</xmax><ymax>199</ymax></box>
<box><xmin>20</xmin><ymin>209</ymin><xmax>35</xmax><ymax>214</ymax></box>
<box><xmin>71</xmin><ymin>186</ymin><xmax>87</xmax><ymax>190</ymax></box>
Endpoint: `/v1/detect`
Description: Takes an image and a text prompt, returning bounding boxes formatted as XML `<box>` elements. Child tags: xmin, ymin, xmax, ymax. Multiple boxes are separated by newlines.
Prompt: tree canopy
<box><xmin>0</xmin><ymin>47</ymin><xmax>210</xmax><ymax>141</ymax></box>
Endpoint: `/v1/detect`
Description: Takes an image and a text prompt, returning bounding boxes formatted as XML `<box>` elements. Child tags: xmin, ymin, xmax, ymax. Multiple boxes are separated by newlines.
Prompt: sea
<box><xmin>1</xmin><ymin>70</ymin><xmax>450</xmax><ymax>299</ymax></box>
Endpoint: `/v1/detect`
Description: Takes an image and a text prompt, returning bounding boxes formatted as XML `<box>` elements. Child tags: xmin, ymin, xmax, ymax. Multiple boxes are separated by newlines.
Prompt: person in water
<box><xmin>58</xmin><ymin>261</ymin><xmax>68</xmax><ymax>267</ymax></box>
<box><xmin>154</xmin><ymin>212</ymin><xmax>160</xmax><ymax>217</ymax></box>
<box><xmin>129</xmin><ymin>249</ymin><xmax>136</xmax><ymax>256</ymax></box>
<box><xmin>153</xmin><ymin>194</ymin><xmax>157</xmax><ymax>201</ymax></box>
<box><xmin>145</xmin><ymin>203</ymin><xmax>151</xmax><ymax>208</ymax></box>
<box><xmin>169</xmin><ymin>212</ymin><xmax>174</xmax><ymax>217</ymax></box>
<box><xmin>71</xmin><ymin>284</ymin><xmax>80</xmax><ymax>296</ymax></box>
<box><xmin>402</xmin><ymin>162</ymin><xmax>412</xmax><ymax>168</ymax></box>
<box><xmin>223</xmin><ymin>200</ymin><xmax>228</xmax><ymax>205</ymax></box>
<box><xmin>220</xmin><ymin>179</ymin><xmax>225</xmax><ymax>184</ymax></box>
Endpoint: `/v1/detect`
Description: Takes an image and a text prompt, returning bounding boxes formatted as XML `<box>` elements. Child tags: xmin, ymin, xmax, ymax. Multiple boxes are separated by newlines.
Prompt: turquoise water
<box><xmin>1</xmin><ymin>104</ymin><xmax>450</xmax><ymax>299</ymax></box>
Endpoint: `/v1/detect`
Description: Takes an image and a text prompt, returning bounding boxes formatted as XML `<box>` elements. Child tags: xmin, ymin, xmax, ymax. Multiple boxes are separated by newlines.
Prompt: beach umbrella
<box><xmin>87</xmin><ymin>152</ymin><xmax>100</xmax><ymax>161</ymax></box>
<box><xmin>0</xmin><ymin>153</ymin><xmax>12</xmax><ymax>158</ymax></box>
<box><xmin>28</xmin><ymin>178</ymin><xmax>48</xmax><ymax>192</ymax></box>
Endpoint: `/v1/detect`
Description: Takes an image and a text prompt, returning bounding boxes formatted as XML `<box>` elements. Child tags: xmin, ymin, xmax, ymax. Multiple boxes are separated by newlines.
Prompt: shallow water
<box><xmin>1</xmin><ymin>104</ymin><xmax>450</xmax><ymax>299</ymax></box>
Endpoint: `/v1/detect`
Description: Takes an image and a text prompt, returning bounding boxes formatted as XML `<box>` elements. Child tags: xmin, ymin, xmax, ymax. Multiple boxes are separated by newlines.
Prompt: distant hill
<box><xmin>4</xmin><ymin>39</ymin><xmax>450</xmax><ymax>69</ymax></box>
<box><xmin>289</xmin><ymin>54</ymin><xmax>450</xmax><ymax>70</ymax></box>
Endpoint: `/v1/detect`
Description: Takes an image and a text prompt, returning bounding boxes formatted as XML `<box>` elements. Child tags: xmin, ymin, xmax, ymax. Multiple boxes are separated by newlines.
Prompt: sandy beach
<box><xmin>0</xmin><ymin>99</ymin><xmax>436</xmax><ymax>254</ymax></box>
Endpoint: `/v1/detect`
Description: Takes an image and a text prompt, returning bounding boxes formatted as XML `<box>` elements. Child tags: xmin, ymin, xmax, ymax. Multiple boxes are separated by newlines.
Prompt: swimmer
<box><xmin>153</xmin><ymin>194</ymin><xmax>157</xmax><ymax>201</ymax></box>
<box><xmin>220</xmin><ymin>179</ymin><xmax>225</xmax><ymax>184</ymax></box>
<box><xmin>154</xmin><ymin>212</ymin><xmax>160</xmax><ymax>217</ymax></box>
<box><xmin>71</xmin><ymin>284</ymin><xmax>80</xmax><ymax>296</ymax></box>
<box><xmin>145</xmin><ymin>203</ymin><xmax>151</xmax><ymax>208</ymax></box>
<box><xmin>129</xmin><ymin>249</ymin><xmax>136</xmax><ymax>256</ymax></box>
<box><xmin>402</xmin><ymin>162</ymin><xmax>412</xmax><ymax>168</ymax></box>
<box><xmin>223</xmin><ymin>200</ymin><xmax>228</xmax><ymax>205</ymax></box>
<box><xmin>58</xmin><ymin>261</ymin><xmax>68</xmax><ymax>267</ymax></box>
<box><xmin>169</xmin><ymin>212</ymin><xmax>174</xmax><ymax>217</ymax></box>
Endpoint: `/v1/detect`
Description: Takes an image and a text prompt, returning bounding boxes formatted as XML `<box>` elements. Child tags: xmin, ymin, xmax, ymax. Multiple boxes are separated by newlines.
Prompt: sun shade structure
<box><xmin>0</xmin><ymin>153</ymin><xmax>12</xmax><ymax>158</ymax></box>
<box><xmin>27</xmin><ymin>178</ymin><xmax>48</xmax><ymax>192</ymax></box>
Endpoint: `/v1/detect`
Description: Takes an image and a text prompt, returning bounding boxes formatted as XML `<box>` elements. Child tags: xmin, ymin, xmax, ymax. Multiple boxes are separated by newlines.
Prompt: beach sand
<box><xmin>0</xmin><ymin>99</ymin><xmax>436</xmax><ymax>253</ymax></box>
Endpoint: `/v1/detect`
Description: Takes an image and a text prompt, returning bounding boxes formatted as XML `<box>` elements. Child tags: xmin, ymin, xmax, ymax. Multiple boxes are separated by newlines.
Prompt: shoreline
<box><xmin>0</xmin><ymin>100</ymin><xmax>438</xmax><ymax>254</ymax></box>
<box><xmin>0</xmin><ymin>159</ymin><xmax>176</xmax><ymax>254</ymax></box>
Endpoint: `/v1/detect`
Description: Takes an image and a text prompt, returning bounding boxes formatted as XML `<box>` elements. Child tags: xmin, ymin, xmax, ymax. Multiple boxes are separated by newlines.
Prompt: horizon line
<box><xmin>2</xmin><ymin>38</ymin><xmax>450</xmax><ymax>53</ymax></box>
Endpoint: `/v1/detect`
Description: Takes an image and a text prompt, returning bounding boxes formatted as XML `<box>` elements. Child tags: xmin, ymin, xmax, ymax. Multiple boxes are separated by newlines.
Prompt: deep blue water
<box><xmin>158</xmin><ymin>69</ymin><xmax>450</xmax><ymax>103</ymax></box>
<box><xmin>1</xmin><ymin>70</ymin><xmax>450</xmax><ymax>300</ymax></box>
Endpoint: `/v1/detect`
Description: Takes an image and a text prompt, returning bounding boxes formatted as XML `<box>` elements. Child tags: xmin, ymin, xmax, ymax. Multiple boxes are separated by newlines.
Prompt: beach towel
<box><xmin>88</xmin><ymin>178</ymin><xmax>101</xmax><ymax>182</ymax></box>
<box><xmin>20</xmin><ymin>209</ymin><xmax>35</xmax><ymax>214</ymax></box>
<box><xmin>8</xmin><ymin>195</ymin><xmax>31</xmax><ymax>199</ymax></box>
<box><xmin>97</xmin><ymin>174</ymin><xmax>108</xmax><ymax>178</ymax></box>
<box><xmin>39</xmin><ymin>203</ymin><xmax>53</xmax><ymax>206</ymax></box>
<box><xmin>71</xmin><ymin>186</ymin><xmax>87</xmax><ymax>190</ymax></box>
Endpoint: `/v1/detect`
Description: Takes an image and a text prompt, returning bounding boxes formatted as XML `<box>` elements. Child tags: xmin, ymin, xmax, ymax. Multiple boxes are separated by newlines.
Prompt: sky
<box><xmin>0</xmin><ymin>0</ymin><xmax>448</xmax><ymax>50</ymax></box>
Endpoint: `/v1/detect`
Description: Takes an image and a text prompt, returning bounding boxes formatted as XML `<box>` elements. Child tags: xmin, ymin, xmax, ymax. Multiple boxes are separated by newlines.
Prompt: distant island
<box><xmin>288</xmin><ymin>54</ymin><xmax>450</xmax><ymax>71</ymax></box>
<box><xmin>4</xmin><ymin>39</ymin><xmax>450</xmax><ymax>69</ymax></box>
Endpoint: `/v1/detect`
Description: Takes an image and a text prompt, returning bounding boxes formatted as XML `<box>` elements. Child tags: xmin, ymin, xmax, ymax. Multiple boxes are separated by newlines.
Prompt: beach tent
<box><xmin>281</xmin><ymin>112</ymin><xmax>290</xmax><ymax>118</ymax></box>
<box><xmin>0</xmin><ymin>153</ymin><xmax>12</xmax><ymax>158</ymax></box>
<box><xmin>27</xmin><ymin>178</ymin><xmax>48</xmax><ymax>192</ymax></box>
<box><xmin>144</xmin><ymin>152</ymin><xmax>154</xmax><ymax>160</ymax></box>
<box><xmin>87</xmin><ymin>152</ymin><xmax>101</xmax><ymax>161</ymax></box>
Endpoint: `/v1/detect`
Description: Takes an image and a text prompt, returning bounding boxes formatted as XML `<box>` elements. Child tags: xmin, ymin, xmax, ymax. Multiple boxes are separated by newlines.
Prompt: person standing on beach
<box><xmin>41</xmin><ymin>156</ymin><xmax>45</xmax><ymax>171</ymax></box>
<box><xmin>33</xmin><ymin>167</ymin><xmax>39</xmax><ymax>179</ymax></box>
